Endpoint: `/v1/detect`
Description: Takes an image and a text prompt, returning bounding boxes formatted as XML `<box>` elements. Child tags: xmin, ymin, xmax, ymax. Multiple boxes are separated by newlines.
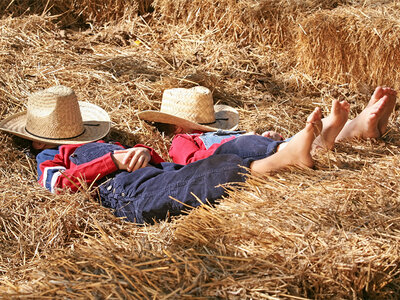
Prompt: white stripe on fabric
<box><xmin>50</xmin><ymin>171</ymin><xmax>64</xmax><ymax>193</ymax></box>
<box><xmin>42</xmin><ymin>166</ymin><xmax>66</xmax><ymax>193</ymax></box>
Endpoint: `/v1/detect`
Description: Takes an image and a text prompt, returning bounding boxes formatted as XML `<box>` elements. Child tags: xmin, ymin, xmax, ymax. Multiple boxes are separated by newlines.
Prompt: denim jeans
<box><xmin>70</xmin><ymin>135</ymin><xmax>282</xmax><ymax>224</ymax></box>
<box><xmin>213</xmin><ymin>135</ymin><xmax>283</xmax><ymax>160</ymax></box>
<box><xmin>71</xmin><ymin>142</ymin><xmax>254</xmax><ymax>224</ymax></box>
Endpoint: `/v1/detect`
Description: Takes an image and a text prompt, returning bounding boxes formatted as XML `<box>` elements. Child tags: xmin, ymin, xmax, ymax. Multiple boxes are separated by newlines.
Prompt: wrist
<box><xmin>111</xmin><ymin>152</ymin><xmax>123</xmax><ymax>170</ymax></box>
<box><xmin>110</xmin><ymin>152</ymin><xmax>118</xmax><ymax>168</ymax></box>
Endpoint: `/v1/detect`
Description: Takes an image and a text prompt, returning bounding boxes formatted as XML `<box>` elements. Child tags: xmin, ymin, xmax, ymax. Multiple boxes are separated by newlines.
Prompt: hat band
<box><xmin>200</xmin><ymin>117</ymin><xmax>229</xmax><ymax>125</ymax></box>
<box><xmin>25</xmin><ymin>127</ymin><xmax>86</xmax><ymax>141</ymax></box>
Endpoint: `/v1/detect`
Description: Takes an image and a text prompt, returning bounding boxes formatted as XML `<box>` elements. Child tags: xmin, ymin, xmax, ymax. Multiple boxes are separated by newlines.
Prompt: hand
<box><xmin>261</xmin><ymin>130</ymin><xmax>283</xmax><ymax>141</ymax></box>
<box><xmin>111</xmin><ymin>147</ymin><xmax>151</xmax><ymax>172</ymax></box>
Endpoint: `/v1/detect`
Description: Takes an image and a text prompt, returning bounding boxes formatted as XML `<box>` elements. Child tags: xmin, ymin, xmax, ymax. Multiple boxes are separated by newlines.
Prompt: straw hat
<box><xmin>138</xmin><ymin>86</ymin><xmax>239</xmax><ymax>132</ymax></box>
<box><xmin>0</xmin><ymin>85</ymin><xmax>111</xmax><ymax>145</ymax></box>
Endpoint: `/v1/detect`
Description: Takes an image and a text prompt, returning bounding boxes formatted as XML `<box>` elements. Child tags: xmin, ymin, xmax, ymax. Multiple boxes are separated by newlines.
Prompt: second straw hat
<box><xmin>138</xmin><ymin>86</ymin><xmax>239</xmax><ymax>132</ymax></box>
<box><xmin>0</xmin><ymin>85</ymin><xmax>111</xmax><ymax>144</ymax></box>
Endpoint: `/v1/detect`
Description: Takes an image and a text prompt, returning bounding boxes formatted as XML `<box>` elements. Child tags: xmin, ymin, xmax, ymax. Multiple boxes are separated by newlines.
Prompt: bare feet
<box><xmin>367</xmin><ymin>86</ymin><xmax>397</xmax><ymax>135</ymax></box>
<box><xmin>313</xmin><ymin>100</ymin><xmax>350</xmax><ymax>150</ymax></box>
<box><xmin>250</xmin><ymin>107</ymin><xmax>322</xmax><ymax>174</ymax></box>
<box><xmin>336</xmin><ymin>87</ymin><xmax>397</xmax><ymax>141</ymax></box>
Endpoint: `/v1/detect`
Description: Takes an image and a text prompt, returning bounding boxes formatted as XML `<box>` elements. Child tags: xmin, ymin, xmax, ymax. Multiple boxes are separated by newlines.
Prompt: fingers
<box><xmin>262</xmin><ymin>130</ymin><xmax>284</xmax><ymax>141</ymax></box>
<box><xmin>261</xmin><ymin>131</ymin><xmax>271</xmax><ymax>138</ymax></box>
<box><xmin>127</xmin><ymin>151</ymin><xmax>149</xmax><ymax>172</ymax></box>
<box><xmin>115</xmin><ymin>148</ymin><xmax>151</xmax><ymax>172</ymax></box>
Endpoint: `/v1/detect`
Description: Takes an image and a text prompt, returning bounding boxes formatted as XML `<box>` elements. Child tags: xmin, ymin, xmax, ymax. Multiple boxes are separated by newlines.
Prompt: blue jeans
<box><xmin>71</xmin><ymin>143</ymin><xmax>254</xmax><ymax>224</ymax></box>
<box><xmin>213</xmin><ymin>135</ymin><xmax>283</xmax><ymax>160</ymax></box>
<box><xmin>71</xmin><ymin>136</ymin><xmax>282</xmax><ymax>224</ymax></box>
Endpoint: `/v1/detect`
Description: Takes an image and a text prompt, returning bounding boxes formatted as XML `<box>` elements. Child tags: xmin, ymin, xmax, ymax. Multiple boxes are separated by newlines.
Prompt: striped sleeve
<box><xmin>37</xmin><ymin>143</ymin><xmax>118</xmax><ymax>193</ymax></box>
<box><xmin>42</xmin><ymin>166</ymin><xmax>66</xmax><ymax>193</ymax></box>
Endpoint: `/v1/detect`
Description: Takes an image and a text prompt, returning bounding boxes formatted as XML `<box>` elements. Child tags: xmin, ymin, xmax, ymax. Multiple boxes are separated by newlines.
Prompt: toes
<box><xmin>331</xmin><ymin>99</ymin><xmax>340</xmax><ymax>113</ymax></box>
<box><xmin>306</xmin><ymin>108</ymin><xmax>323</xmax><ymax>127</ymax></box>
<box><xmin>307</xmin><ymin>109</ymin><xmax>316</xmax><ymax>123</ymax></box>
<box><xmin>382</xmin><ymin>87</ymin><xmax>397</xmax><ymax>96</ymax></box>
<box><xmin>340</xmin><ymin>100</ymin><xmax>350</xmax><ymax>111</ymax></box>
<box><xmin>372</xmin><ymin>86</ymin><xmax>384</xmax><ymax>101</ymax></box>
<box><xmin>315</xmin><ymin>107</ymin><xmax>322</xmax><ymax>119</ymax></box>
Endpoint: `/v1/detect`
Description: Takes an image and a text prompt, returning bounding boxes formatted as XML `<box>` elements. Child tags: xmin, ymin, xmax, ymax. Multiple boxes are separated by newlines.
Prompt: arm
<box><xmin>38</xmin><ymin>144</ymin><xmax>118</xmax><ymax>193</ymax></box>
<box><xmin>38</xmin><ymin>143</ymin><xmax>165</xmax><ymax>193</ymax></box>
<box><xmin>169</xmin><ymin>134</ymin><xmax>236</xmax><ymax>165</ymax></box>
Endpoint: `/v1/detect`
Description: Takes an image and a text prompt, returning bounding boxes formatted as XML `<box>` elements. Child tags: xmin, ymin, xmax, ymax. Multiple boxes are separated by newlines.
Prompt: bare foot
<box><xmin>313</xmin><ymin>100</ymin><xmax>350</xmax><ymax>150</ymax></box>
<box><xmin>250</xmin><ymin>107</ymin><xmax>322</xmax><ymax>174</ymax></box>
<box><xmin>367</xmin><ymin>86</ymin><xmax>397</xmax><ymax>135</ymax></box>
<box><xmin>336</xmin><ymin>94</ymin><xmax>395</xmax><ymax>140</ymax></box>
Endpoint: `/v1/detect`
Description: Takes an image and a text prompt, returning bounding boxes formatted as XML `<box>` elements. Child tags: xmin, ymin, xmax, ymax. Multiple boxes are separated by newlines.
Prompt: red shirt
<box><xmin>169</xmin><ymin>133</ymin><xmax>236</xmax><ymax>165</ymax></box>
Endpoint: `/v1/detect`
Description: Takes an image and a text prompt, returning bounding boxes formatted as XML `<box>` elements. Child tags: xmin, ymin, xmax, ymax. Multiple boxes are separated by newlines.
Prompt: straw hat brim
<box><xmin>0</xmin><ymin>102</ymin><xmax>111</xmax><ymax>145</ymax></box>
<box><xmin>138</xmin><ymin>104</ymin><xmax>239</xmax><ymax>132</ymax></box>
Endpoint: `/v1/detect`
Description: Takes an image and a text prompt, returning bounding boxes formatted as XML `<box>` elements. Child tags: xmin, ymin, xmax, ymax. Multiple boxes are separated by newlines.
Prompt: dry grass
<box><xmin>1</xmin><ymin>0</ymin><xmax>400</xmax><ymax>299</ymax></box>
<box><xmin>0</xmin><ymin>0</ymin><xmax>152</xmax><ymax>26</ymax></box>
<box><xmin>152</xmin><ymin>0</ymin><xmax>349</xmax><ymax>48</ymax></box>
<box><xmin>296</xmin><ymin>5</ymin><xmax>400</xmax><ymax>92</ymax></box>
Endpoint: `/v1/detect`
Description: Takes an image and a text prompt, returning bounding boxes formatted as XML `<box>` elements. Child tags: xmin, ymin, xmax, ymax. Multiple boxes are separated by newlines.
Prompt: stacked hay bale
<box><xmin>296</xmin><ymin>5</ymin><xmax>400</xmax><ymax>92</ymax></box>
<box><xmin>0</xmin><ymin>0</ymin><xmax>152</xmax><ymax>25</ymax></box>
<box><xmin>152</xmin><ymin>0</ymin><xmax>348</xmax><ymax>48</ymax></box>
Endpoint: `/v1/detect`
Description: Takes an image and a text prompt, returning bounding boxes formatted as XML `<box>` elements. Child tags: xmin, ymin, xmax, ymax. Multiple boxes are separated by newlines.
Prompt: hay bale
<box><xmin>295</xmin><ymin>5</ymin><xmax>400</xmax><ymax>92</ymax></box>
<box><xmin>152</xmin><ymin>0</ymin><xmax>348</xmax><ymax>47</ymax></box>
<box><xmin>0</xmin><ymin>0</ymin><xmax>152</xmax><ymax>26</ymax></box>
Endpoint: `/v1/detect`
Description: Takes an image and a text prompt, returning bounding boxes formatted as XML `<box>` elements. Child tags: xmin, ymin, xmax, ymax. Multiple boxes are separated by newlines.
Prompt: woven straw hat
<box><xmin>138</xmin><ymin>86</ymin><xmax>239</xmax><ymax>132</ymax></box>
<box><xmin>0</xmin><ymin>85</ymin><xmax>111</xmax><ymax>145</ymax></box>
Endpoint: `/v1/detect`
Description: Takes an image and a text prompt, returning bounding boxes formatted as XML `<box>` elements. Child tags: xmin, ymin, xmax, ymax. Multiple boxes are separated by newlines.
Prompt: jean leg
<box><xmin>213</xmin><ymin>135</ymin><xmax>283</xmax><ymax>161</ymax></box>
<box><xmin>99</xmin><ymin>154</ymin><xmax>252</xmax><ymax>224</ymax></box>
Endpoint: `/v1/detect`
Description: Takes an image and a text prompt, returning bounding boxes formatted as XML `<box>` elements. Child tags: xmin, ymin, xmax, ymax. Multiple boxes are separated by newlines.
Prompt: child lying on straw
<box><xmin>139</xmin><ymin>86</ymin><xmax>397</xmax><ymax>165</ymax></box>
<box><xmin>0</xmin><ymin>85</ymin><xmax>396</xmax><ymax>224</ymax></box>
<box><xmin>138</xmin><ymin>86</ymin><xmax>284</xmax><ymax>165</ymax></box>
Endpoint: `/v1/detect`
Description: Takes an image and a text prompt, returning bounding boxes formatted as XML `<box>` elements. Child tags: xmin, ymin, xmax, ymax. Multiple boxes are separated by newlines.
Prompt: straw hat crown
<box><xmin>161</xmin><ymin>86</ymin><xmax>216</xmax><ymax>124</ymax></box>
<box><xmin>26</xmin><ymin>85</ymin><xmax>85</xmax><ymax>139</ymax></box>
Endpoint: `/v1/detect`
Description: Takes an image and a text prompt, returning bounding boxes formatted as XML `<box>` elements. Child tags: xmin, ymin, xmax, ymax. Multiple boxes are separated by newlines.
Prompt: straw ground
<box><xmin>0</xmin><ymin>0</ymin><xmax>400</xmax><ymax>299</ymax></box>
